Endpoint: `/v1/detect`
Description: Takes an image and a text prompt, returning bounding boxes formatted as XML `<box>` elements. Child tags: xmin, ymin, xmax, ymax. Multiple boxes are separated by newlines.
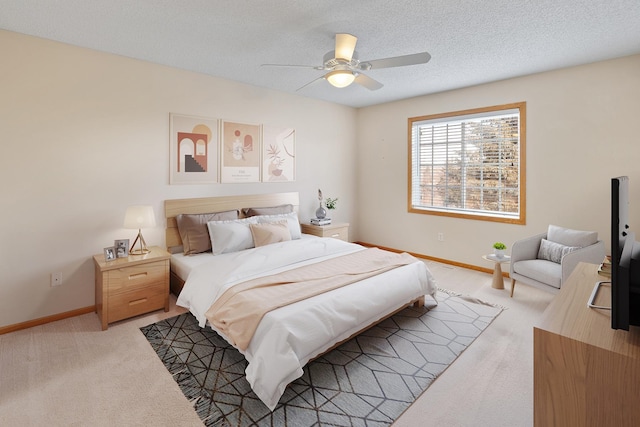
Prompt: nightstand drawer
<box><xmin>325</xmin><ymin>227</ymin><xmax>348</xmax><ymax>241</ymax></box>
<box><xmin>106</xmin><ymin>260</ymin><xmax>167</xmax><ymax>294</ymax></box>
<box><xmin>108</xmin><ymin>285</ymin><xmax>166</xmax><ymax>323</ymax></box>
<box><xmin>300</xmin><ymin>223</ymin><xmax>350</xmax><ymax>242</ymax></box>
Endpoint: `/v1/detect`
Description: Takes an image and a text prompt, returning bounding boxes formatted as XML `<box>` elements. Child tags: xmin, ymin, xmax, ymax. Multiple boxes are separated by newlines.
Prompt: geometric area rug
<box><xmin>140</xmin><ymin>290</ymin><xmax>502</xmax><ymax>427</ymax></box>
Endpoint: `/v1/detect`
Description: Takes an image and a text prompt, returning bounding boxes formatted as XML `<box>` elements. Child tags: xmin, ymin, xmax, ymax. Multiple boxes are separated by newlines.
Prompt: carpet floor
<box><xmin>141</xmin><ymin>290</ymin><xmax>502</xmax><ymax>426</ymax></box>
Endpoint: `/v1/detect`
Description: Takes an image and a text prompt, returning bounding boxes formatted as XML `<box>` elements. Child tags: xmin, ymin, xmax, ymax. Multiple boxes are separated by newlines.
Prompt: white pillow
<box><xmin>254</xmin><ymin>211</ymin><xmax>302</xmax><ymax>240</ymax></box>
<box><xmin>207</xmin><ymin>217</ymin><xmax>259</xmax><ymax>255</ymax></box>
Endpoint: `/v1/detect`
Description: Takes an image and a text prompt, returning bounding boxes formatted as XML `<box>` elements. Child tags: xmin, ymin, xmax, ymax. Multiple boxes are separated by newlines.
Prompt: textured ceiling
<box><xmin>2</xmin><ymin>0</ymin><xmax>640</xmax><ymax>108</ymax></box>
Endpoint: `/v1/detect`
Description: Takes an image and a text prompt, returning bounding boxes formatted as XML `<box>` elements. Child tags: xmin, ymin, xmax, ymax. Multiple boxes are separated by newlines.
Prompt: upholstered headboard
<box><xmin>164</xmin><ymin>192</ymin><xmax>300</xmax><ymax>253</ymax></box>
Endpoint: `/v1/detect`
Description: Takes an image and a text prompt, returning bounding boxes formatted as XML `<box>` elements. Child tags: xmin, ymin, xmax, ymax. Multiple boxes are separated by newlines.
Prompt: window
<box><xmin>408</xmin><ymin>102</ymin><xmax>525</xmax><ymax>224</ymax></box>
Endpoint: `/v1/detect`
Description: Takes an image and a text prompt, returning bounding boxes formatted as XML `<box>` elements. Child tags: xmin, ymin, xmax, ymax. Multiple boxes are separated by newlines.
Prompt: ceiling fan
<box><xmin>262</xmin><ymin>33</ymin><xmax>431</xmax><ymax>91</ymax></box>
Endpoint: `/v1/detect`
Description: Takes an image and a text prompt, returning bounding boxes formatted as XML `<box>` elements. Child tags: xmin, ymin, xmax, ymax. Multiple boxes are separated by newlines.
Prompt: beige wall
<box><xmin>2</xmin><ymin>27</ymin><xmax>639</xmax><ymax>329</ymax></box>
<box><xmin>0</xmin><ymin>30</ymin><xmax>357</xmax><ymax>328</ymax></box>
<box><xmin>356</xmin><ymin>54</ymin><xmax>640</xmax><ymax>267</ymax></box>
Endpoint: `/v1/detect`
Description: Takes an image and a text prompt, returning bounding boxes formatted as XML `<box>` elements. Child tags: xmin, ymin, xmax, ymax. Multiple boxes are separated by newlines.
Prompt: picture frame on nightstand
<box><xmin>104</xmin><ymin>246</ymin><xmax>116</xmax><ymax>262</ymax></box>
<box><xmin>114</xmin><ymin>239</ymin><xmax>129</xmax><ymax>258</ymax></box>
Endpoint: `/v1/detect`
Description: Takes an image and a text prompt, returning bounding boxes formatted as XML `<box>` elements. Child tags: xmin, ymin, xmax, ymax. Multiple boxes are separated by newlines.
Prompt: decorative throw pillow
<box><xmin>547</xmin><ymin>224</ymin><xmax>597</xmax><ymax>248</ymax></box>
<box><xmin>254</xmin><ymin>211</ymin><xmax>302</xmax><ymax>240</ymax></box>
<box><xmin>176</xmin><ymin>210</ymin><xmax>239</xmax><ymax>255</ymax></box>
<box><xmin>250</xmin><ymin>220</ymin><xmax>292</xmax><ymax>247</ymax></box>
<box><xmin>241</xmin><ymin>204</ymin><xmax>294</xmax><ymax>217</ymax></box>
<box><xmin>537</xmin><ymin>239</ymin><xmax>579</xmax><ymax>264</ymax></box>
<box><xmin>207</xmin><ymin>217</ymin><xmax>259</xmax><ymax>255</ymax></box>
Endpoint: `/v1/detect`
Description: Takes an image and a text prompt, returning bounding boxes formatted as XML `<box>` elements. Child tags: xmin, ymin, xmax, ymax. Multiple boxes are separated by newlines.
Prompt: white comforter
<box><xmin>176</xmin><ymin>236</ymin><xmax>437</xmax><ymax>410</ymax></box>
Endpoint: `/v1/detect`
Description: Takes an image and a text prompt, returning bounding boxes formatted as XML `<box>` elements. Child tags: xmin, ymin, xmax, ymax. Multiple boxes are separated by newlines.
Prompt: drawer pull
<box><xmin>331</xmin><ymin>233</ymin><xmax>340</xmax><ymax>238</ymax></box>
<box><xmin>128</xmin><ymin>272</ymin><xmax>148</xmax><ymax>280</ymax></box>
<box><xmin>129</xmin><ymin>297</ymin><xmax>148</xmax><ymax>306</ymax></box>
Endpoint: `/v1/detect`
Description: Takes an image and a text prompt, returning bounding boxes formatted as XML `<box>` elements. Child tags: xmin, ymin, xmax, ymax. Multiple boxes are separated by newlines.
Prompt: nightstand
<box><xmin>93</xmin><ymin>246</ymin><xmax>170</xmax><ymax>330</ymax></box>
<box><xmin>300</xmin><ymin>222</ymin><xmax>350</xmax><ymax>241</ymax></box>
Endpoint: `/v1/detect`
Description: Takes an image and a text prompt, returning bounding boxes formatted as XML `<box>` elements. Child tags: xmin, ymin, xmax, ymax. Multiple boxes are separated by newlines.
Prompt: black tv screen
<box><xmin>611</xmin><ymin>176</ymin><xmax>640</xmax><ymax>330</ymax></box>
<box><xmin>611</xmin><ymin>176</ymin><xmax>629</xmax><ymax>329</ymax></box>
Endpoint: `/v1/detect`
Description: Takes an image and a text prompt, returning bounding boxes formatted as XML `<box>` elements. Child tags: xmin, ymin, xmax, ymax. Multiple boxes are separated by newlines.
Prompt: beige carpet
<box><xmin>0</xmin><ymin>305</ymin><xmax>202</xmax><ymax>426</ymax></box>
<box><xmin>0</xmin><ymin>260</ymin><xmax>553</xmax><ymax>426</ymax></box>
<box><xmin>394</xmin><ymin>262</ymin><xmax>553</xmax><ymax>427</ymax></box>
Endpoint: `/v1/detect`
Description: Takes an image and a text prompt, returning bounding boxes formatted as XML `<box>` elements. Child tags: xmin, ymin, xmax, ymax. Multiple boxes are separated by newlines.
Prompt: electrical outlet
<box><xmin>438</xmin><ymin>232</ymin><xmax>444</xmax><ymax>242</ymax></box>
<box><xmin>51</xmin><ymin>272</ymin><xmax>63</xmax><ymax>287</ymax></box>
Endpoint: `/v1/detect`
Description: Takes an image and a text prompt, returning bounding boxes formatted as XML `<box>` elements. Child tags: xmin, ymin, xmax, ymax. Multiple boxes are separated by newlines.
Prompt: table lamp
<box><xmin>124</xmin><ymin>205</ymin><xmax>156</xmax><ymax>255</ymax></box>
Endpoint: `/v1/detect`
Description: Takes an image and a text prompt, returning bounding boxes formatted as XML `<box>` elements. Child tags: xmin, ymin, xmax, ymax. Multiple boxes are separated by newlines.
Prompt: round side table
<box><xmin>482</xmin><ymin>254</ymin><xmax>511</xmax><ymax>289</ymax></box>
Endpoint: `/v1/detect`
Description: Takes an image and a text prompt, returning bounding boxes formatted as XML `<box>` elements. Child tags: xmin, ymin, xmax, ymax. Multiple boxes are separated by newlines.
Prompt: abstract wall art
<box><xmin>262</xmin><ymin>126</ymin><xmax>296</xmax><ymax>182</ymax></box>
<box><xmin>169</xmin><ymin>114</ymin><xmax>219</xmax><ymax>184</ymax></box>
<box><xmin>220</xmin><ymin>120</ymin><xmax>261</xmax><ymax>183</ymax></box>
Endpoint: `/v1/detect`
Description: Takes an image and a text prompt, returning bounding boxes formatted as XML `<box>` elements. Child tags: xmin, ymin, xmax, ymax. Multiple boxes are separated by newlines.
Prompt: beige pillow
<box><xmin>176</xmin><ymin>210</ymin><xmax>239</xmax><ymax>255</ymax></box>
<box><xmin>254</xmin><ymin>211</ymin><xmax>302</xmax><ymax>239</ymax></box>
<box><xmin>241</xmin><ymin>204</ymin><xmax>293</xmax><ymax>217</ymax></box>
<box><xmin>249</xmin><ymin>221</ymin><xmax>292</xmax><ymax>247</ymax></box>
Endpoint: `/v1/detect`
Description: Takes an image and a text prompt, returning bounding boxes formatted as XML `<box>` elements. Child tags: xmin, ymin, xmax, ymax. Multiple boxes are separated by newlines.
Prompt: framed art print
<box><xmin>170</xmin><ymin>113</ymin><xmax>219</xmax><ymax>184</ymax></box>
<box><xmin>220</xmin><ymin>121</ymin><xmax>261</xmax><ymax>183</ymax></box>
<box><xmin>262</xmin><ymin>125</ymin><xmax>295</xmax><ymax>182</ymax></box>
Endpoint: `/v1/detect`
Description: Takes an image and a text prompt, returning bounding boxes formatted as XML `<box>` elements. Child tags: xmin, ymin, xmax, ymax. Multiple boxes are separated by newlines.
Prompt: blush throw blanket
<box><xmin>205</xmin><ymin>247</ymin><xmax>418</xmax><ymax>351</ymax></box>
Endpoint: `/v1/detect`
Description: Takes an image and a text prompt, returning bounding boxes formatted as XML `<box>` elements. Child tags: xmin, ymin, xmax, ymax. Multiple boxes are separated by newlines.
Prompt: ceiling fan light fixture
<box><xmin>325</xmin><ymin>70</ymin><xmax>356</xmax><ymax>88</ymax></box>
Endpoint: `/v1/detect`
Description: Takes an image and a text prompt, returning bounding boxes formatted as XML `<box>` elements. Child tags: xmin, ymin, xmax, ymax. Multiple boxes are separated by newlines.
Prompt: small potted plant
<box><xmin>325</xmin><ymin>197</ymin><xmax>338</xmax><ymax>211</ymax></box>
<box><xmin>493</xmin><ymin>242</ymin><xmax>507</xmax><ymax>258</ymax></box>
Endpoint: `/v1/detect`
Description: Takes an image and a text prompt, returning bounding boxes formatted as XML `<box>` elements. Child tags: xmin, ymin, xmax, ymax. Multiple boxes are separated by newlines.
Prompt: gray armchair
<box><xmin>509</xmin><ymin>224</ymin><xmax>606</xmax><ymax>297</ymax></box>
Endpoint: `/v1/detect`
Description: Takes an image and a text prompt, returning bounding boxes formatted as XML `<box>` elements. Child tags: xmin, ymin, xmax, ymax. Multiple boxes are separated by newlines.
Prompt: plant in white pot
<box><xmin>493</xmin><ymin>242</ymin><xmax>507</xmax><ymax>258</ymax></box>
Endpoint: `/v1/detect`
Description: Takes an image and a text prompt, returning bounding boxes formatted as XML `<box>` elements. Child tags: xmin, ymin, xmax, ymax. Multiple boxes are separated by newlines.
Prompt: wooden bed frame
<box><xmin>165</xmin><ymin>192</ymin><xmax>300</xmax><ymax>295</ymax></box>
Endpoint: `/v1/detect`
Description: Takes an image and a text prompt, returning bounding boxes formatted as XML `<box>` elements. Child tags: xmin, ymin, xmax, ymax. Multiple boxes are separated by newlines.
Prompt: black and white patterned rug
<box><xmin>140</xmin><ymin>290</ymin><xmax>502</xmax><ymax>427</ymax></box>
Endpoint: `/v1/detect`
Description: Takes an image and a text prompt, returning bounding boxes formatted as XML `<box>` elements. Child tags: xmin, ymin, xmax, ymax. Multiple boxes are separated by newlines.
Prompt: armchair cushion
<box><xmin>537</xmin><ymin>238</ymin><xmax>579</xmax><ymax>263</ymax></box>
<box><xmin>547</xmin><ymin>224</ymin><xmax>598</xmax><ymax>248</ymax></box>
<box><xmin>513</xmin><ymin>259</ymin><xmax>562</xmax><ymax>289</ymax></box>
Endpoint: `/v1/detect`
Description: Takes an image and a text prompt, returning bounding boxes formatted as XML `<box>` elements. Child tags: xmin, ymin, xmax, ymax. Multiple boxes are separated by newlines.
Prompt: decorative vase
<box><xmin>316</xmin><ymin>204</ymin><xmax>326</xmax><ymax>219</ymax></box>
<box><xmin>494</xmin><ymin>249</ymin><xmax>505</xmax><ymax>258</ymax></box>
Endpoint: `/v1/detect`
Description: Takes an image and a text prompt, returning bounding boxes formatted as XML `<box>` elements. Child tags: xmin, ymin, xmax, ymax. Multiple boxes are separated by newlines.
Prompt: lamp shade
<box><xmin>124</xmin><ymin>205</ymin><xmax>156</xmax><ymax>229</ymax></box>
<box><xmin>325</xmin><ymin>70</ymin><xmax>355</xmax><ymax>88</ymax></box>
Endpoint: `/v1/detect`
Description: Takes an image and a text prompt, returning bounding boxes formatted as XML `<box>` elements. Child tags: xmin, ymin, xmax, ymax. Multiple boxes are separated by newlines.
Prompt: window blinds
<box><xmin>411</xmin><ymin>108</ymin><xmax>521</xmax><ymax>219</ymax></box>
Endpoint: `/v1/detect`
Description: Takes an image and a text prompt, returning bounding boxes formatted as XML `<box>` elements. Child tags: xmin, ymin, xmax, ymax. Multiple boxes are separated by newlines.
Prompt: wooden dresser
<box><xmin>93</xmin><ymin>246</ymin><xmax>170</xmax><ymax>330</ymax></box>
<box><xmin>534</xmin><ymin>262</ymin><xmax>640</xmax><ymax>426</ymax></box>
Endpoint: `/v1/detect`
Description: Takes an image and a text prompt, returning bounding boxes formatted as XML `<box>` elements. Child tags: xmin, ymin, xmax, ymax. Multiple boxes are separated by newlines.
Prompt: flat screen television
<box><xmin>610</xmin><ymin>176</ymin><xmax>640</xmax><ymax>330</ymax></box>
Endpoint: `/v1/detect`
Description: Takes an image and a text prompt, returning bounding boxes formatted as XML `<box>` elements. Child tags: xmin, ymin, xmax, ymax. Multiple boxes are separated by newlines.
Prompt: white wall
<box><xmin>0</xmin><ymin>30</ymin><xmax>357</xmax><ymax>328</ymax></box>
<box><xmin>356</xmin><ymin>54</ymin><xmax>640</xmax><ymax>268</ymax></box>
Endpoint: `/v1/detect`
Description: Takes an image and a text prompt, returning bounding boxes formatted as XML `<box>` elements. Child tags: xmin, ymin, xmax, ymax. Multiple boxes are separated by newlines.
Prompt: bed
<box><xmin>164</xmin><ymin>192</ymin><xmax>437</xmax><ymax>410</ymax></box>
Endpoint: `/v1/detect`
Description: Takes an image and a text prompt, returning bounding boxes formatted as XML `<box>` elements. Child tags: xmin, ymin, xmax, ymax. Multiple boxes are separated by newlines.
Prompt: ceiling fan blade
<box><xmin>361</xmin><ymin>51</ymin><xmax>431</xmax><ymax>70</ymax></box>
<box><xmin>354</xmin><ymin>73</ymin><xmax>384</xmax><ymax>91</ymax></box>
<box><xmin>296</xmin><ymin>76</ymin><xmax>325</xmax><ymax>92</ymax></box>
<box><xmin>335</xmin><ymin>33</ymin><xmax>357</xmax><ymax>61</ymax></box>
